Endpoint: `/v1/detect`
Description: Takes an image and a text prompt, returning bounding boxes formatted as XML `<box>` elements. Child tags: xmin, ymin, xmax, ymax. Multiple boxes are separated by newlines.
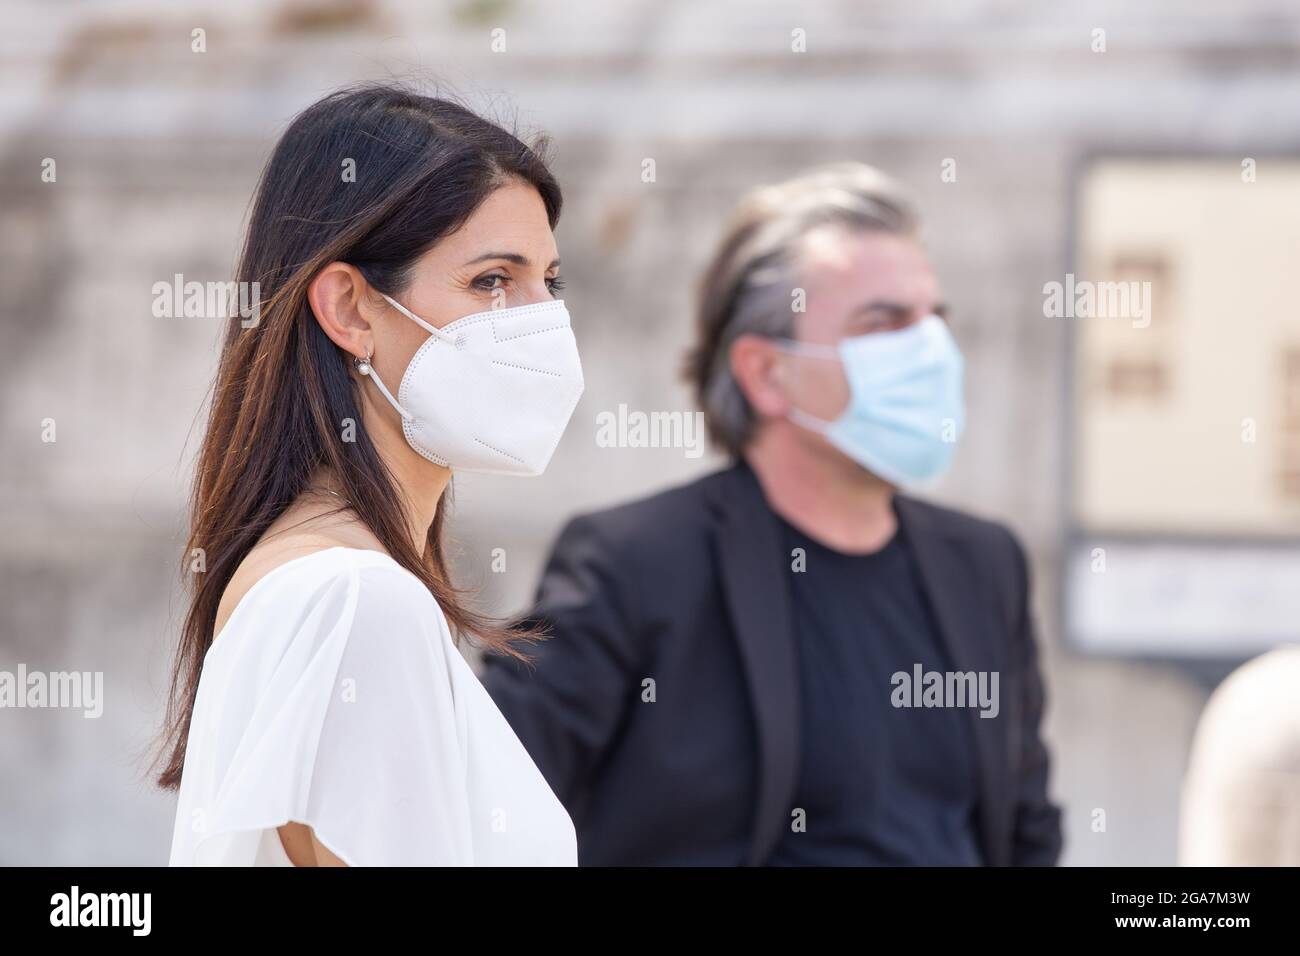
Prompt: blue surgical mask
<box><xmin>775</xmin><ymin>314</ymin><xmax>965</xmax><ymax>486</ymax></box>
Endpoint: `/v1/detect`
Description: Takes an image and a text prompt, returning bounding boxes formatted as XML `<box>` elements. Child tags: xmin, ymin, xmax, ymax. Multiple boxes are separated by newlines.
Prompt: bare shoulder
<box><xmin>213</xmin><ymin>523</ymin><xmax>387</xmax><ymax>643</ymax></box>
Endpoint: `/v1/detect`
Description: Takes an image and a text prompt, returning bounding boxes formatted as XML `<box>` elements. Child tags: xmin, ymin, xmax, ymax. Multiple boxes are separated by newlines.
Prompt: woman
<box><xmin>156</xmin><ymin>85</ymin><xmax>583</xmax><ymax>866</ymax></box>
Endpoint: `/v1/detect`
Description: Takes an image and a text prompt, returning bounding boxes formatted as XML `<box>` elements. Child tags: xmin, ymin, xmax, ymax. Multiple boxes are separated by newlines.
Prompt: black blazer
<box><xmin>482</xmin><ymin>461</ymin><xmax>1063</xmax><ymax>866</ymax></box>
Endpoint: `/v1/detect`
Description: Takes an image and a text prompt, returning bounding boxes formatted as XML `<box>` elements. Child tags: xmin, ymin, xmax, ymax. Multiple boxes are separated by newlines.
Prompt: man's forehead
<box><xmin>797</xmin><ymin>228</ymin><xmax>934</xmax><ymax>295</ymax></box>
<box><xmin>800</xmin><ymin>226</ymin><xmax>919</xmax><ymax>266</ymax></box>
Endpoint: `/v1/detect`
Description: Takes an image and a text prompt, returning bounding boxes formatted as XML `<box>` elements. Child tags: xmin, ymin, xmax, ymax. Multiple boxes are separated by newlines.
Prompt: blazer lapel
<box><xmin>707</xmin><ymin>462</ymin><xmax>801</xmax><ymax>866</ymax></box>
<box><xmin>894</xmin><ymin>495</ymin><xmax>1010</xmax><ymax>865</ymax></box>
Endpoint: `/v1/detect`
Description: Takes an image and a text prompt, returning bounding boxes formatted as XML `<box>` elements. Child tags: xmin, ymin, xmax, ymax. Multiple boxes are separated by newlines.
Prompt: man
<box><xmin>482</xmin><ymin>163</ymin><xmax>1063</xmax><ymax>866</ymax></box>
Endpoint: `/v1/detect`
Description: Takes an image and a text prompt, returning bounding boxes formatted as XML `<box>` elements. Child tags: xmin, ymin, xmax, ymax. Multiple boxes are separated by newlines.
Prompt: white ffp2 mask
<box><xmin>354</xmin><ymin>294</ymin><xmax>584</xmax><ymax>476</ymax></box>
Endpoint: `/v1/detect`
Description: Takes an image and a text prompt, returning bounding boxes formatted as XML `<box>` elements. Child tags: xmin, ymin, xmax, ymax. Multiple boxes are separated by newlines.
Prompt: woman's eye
<box><xmin>546</xmin><ymin>275</ymin><xmax>566</xmax><ymax>295</ymax></box>
<box><xmin>473</xmin><ymin>273</ymin><xmax>509</xmax><ymax>291</ymax></box>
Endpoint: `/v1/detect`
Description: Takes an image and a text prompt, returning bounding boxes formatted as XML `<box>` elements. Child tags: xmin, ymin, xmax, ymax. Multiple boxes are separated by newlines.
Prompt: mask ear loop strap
<box><xmin>772</xmin><ymin>338</ymin><xmax>841</xmax><ymax>361</ymax></box>
<box><xmin>354</xmin><ymin>292</ymin><xmax>456</xmax><ymax>422</ymax></box>
<box><xmin>772</xmin><ymin>338</ymin><xmax>838</xmax><ymax>433</ymax></box>
<box><xmin>787</xmin><ymin>405</ymin><xmax>833</xmax><ymax>434</ymax></box>
<box><xmin>354</xmin><ymin>351</ymin><xmax>413</xmax><ymax>422</ymax></box>
<box><xmin>381</xmin><ymin>292</ymin><xmax>457</xmax><ymax>343</ymax></box>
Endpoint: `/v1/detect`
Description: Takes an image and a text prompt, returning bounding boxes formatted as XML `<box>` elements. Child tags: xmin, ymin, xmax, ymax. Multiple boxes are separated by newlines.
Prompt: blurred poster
<box><xmin>1066</xmin><ymin>158</ymin><xmax>1300</xmax><ymax>657</ymax></box>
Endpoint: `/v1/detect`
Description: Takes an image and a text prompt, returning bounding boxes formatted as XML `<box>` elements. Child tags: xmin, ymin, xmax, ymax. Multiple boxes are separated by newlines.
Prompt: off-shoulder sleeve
<box><xmin>170</xmin><ymin>554</ymin><xmax>474</xmax><ymax>866</ymax></box>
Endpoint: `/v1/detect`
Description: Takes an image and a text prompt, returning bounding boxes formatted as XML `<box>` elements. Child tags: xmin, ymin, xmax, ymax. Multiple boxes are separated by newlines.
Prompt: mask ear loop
<box><xmin>771</xmin><ymin>338</ymin><xmax>838</xmax><ymax>434</ymax></box>
<box><xmin>380</xmin><ymin>292</ymin><xmax>457</xmax><ymax>344</ymax></box>
<box><xmin>772</xmin><ymin>338</ymin><xmax>841</xmax><ymax>361</ymax></box>
<box><xmin>353</xmin><ymin>350</ymin><xmax>413</xmax><ymax>422</ymax></box>
<box><xmin>351</xmin><ymin>293</ymin><xmax>456</xmax><ymax>423</ymax></box>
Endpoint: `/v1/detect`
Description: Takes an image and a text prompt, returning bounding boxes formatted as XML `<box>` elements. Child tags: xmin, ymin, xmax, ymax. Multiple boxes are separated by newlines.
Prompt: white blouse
<box><xmin>168</xmin><ymin>546</ymin><xmax>577</xmax><ymax>866</ymax></box>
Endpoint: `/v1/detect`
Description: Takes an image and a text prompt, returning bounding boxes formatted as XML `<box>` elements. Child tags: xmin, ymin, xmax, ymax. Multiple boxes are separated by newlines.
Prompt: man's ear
<box><xmin>307</xmin><ymin>262</ymin><xmax>377</xmax><ymax>361</ymax></box>
<box><xmin>730</xmin><ymin>333</ymin><xmax>790</xmax><ymax>420</ymax></box>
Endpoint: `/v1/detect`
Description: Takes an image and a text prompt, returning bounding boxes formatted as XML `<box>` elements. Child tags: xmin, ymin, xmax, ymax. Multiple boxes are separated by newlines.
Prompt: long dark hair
<box><xmin>155</xmin><ymin>84</ymin><xmax>562</xmax><ymax>791</ymax></box>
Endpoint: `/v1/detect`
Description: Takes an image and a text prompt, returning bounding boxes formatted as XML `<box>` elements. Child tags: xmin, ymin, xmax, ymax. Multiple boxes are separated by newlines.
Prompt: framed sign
<box><xmin>1064</xmin><ymin>157</ymin><xmax>1300</xmax><ymax>657</ymax></box>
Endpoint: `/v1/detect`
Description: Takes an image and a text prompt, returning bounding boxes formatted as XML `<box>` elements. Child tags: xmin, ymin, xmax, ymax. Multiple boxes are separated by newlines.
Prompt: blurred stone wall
<box><xmin>2</xmin><ymin>0</ymin><xmax>1297</xmax><ymax>864</ymax></box>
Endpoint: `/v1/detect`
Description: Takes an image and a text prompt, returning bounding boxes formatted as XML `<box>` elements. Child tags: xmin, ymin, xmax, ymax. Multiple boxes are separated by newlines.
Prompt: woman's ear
<box><xmin>307</xmin><ymin>262</ymin><xmax>376</xmax><ymax>360</ymax></box>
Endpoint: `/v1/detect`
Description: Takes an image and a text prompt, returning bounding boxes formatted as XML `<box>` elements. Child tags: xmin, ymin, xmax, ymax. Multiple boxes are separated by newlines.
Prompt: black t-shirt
<box><xmin>766</xmin><ymin>510</ymin><xmax>983</xmax><ymax>866</ymax></box>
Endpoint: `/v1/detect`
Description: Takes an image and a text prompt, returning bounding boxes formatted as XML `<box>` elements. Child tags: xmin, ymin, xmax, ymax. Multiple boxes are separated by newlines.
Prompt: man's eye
<box><xmin>864</xmin><ymin>315</ymin><xmax>911</xmax><ymax>333</ymax></box>
<box><xmin>856</xmin><ymin>321</ymin><xmax>891</xmax><ymax>335</ymax></box>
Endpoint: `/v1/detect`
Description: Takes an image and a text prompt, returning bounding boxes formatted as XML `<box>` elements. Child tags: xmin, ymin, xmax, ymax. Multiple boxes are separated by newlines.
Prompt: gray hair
<box><xmin>684</xmin><ymin>162</ymin><xmax>921</xmax><ymax>457</ymax></box>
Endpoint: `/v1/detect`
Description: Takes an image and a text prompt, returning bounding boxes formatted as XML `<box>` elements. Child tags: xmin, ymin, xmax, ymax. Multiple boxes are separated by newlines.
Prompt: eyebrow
<box><xmin>464</xmin><ymin>251</ymin><xmax>562</xmax><ymax>270</ymax></box>
<box><xmin>850</xmin><ymin>299</ymin><xmax>948</xmax><ymax>318</ymax></box>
